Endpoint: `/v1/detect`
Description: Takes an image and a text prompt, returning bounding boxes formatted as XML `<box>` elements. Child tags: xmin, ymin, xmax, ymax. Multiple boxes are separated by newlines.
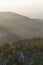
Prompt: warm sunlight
<box><xmin>0</xmin><ymin>0</ymin><xmax>43</xmax><ymax>8</ymax></box>
<box><xmin>0</xmin><ymin>0</ymin><xmax>43</xmax><ymax>65</ymax></box>
<box><xmin>0</xmin><ymin>0</ymin><xmax>43</xmax><ymax>19</ymax></box>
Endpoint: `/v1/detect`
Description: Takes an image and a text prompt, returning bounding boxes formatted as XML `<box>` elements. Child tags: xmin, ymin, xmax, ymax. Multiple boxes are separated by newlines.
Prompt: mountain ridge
<box><xmin>0</xmin><ymin>12</ymin><xmax>43</xmax><ymax>43</ymax></box>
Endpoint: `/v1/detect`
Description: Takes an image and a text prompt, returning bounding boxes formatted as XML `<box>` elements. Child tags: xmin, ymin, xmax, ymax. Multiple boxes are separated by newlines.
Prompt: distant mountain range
<box><xmin>0</xmin><ymin>12</ymin><xmax>43</xmax><ymax>43</ymax></box>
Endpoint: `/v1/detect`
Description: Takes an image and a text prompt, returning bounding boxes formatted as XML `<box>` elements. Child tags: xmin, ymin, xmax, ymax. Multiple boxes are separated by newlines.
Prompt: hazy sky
<box><xmin>0</xmin><ymin>0</ymin><xmax>43</xmax><ymax>19</ymax></box>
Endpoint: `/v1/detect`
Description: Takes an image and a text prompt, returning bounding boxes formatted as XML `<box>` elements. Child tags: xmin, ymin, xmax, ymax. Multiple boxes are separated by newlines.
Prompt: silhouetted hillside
<box><xmin>0</xmin><ymin>26</ymin><xmax>21</xmax><ymax>43</ymax></box>
<box><xmin>0</xmin><ymin>12</ymin><xmax>43</xmax><ymax>43</ymax></box>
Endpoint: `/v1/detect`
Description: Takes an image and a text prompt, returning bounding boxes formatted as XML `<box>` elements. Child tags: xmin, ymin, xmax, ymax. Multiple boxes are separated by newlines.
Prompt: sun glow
<box><xmin>0</xmin><ymin>0</ymin><xmax>43</xmax><ymax>18</ymax></box>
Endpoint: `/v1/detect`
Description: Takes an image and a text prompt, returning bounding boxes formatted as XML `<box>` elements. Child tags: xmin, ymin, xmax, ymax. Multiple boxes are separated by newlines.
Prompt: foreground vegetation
<box><xmin>0</xmin><ymin>37</ymin><xmax>43</xmax><ymax>65</ymax></box>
